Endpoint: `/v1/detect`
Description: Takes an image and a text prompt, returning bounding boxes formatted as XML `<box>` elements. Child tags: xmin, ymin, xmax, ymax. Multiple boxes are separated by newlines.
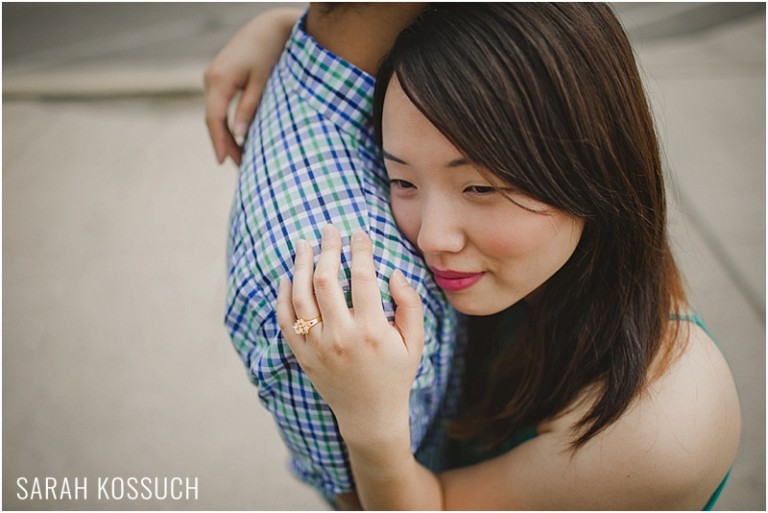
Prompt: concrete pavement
<box><xmin>3</xmin><ymin>3</ymin><xmax>765</xmax><ymax>510</ymax></box>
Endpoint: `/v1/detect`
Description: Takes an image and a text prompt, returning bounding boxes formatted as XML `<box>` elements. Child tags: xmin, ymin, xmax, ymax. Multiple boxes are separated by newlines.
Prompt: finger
<box><xmin>389</xmin><ymin>269</ymin><xmax>425</xmax><ymax>353</ymax></box>
<box><xmin>233</xmin><ymin>73</ymin><xmax>264</xmax><ymax>139</ymax></box>
<box><xmin>313</xmin><ymin>225</ymin><xmax>352</xmax><ymax>322</ymax></box>
<box><xmin>204</xmin><ymin>81</ymin><xmax>243</xmax><ymax>166</ymax></box>
<box><xmin>213</xmin><ymin>124</ymin><xmax>242</xmax><ymax>166</ymax></box>
<box><xmin>276</xmin><ymin>276</ymin><xmax>305</xmax><ymax>358</ymax></box>
<box><xmin>291</xmin><ymin>239</ymin><xmax>322</xmax><ymax>322</ymax></box>
<box><xmin>205</xmin><ymin>112</ymin><xmax>242</xmax><ymax>166</ymax></box>
<box><xmin>350</xmin><ymin>230</ymin><xmax>386</xmax><ymax>319</ymax></box>
<box><xmin>221</xmin><ymin>133</ymin><xmax>243</xmax><ymax>166</ymax></box>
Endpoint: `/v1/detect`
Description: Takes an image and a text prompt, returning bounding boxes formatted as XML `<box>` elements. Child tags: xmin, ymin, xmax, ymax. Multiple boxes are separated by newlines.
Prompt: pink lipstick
<box><xmin>430</xmin><ymin>268</ymin><xmax>485</xmax><ymax>292</ymax></box>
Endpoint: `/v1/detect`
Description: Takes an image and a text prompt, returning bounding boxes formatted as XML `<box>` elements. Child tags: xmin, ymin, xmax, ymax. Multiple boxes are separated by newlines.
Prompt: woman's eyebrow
<box><xmin>446</xmin><ymin>157</ymin><xmax>470</xmax><ymax>168</ymax></box>
<box><xmin>382</xmin><ymin>150</ymin><xmax>408</xmax><ymax>165</ymax></box>
<box><xmin>382</xmin><ymin>150</ymin><xmax>470</xmax><ymax>169</ymax></box>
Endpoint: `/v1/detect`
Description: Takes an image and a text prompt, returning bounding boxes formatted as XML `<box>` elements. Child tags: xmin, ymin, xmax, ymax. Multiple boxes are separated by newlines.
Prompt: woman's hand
<box><xmin>276</xmin><ymin>225</ymin><xmax>425</xmax><ymax>445</ymax></box>
<box><xmin>203</xmin><ymin>7</ymin><xmax>302</xmax><ymax>165</ymax></box>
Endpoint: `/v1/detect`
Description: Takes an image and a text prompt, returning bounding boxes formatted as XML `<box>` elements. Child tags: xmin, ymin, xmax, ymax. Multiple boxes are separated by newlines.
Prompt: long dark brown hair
<box><xmin>373</xmin><ymin>3</ymin><xmax>688</xmax><ymax>448</ymax></box>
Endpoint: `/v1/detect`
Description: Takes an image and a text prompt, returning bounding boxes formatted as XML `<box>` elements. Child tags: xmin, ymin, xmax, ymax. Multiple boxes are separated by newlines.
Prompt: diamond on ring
<box><xmin>293</xmin><ymin>316</ymin><xmax>321</xmax><ymax>335</ymax></box>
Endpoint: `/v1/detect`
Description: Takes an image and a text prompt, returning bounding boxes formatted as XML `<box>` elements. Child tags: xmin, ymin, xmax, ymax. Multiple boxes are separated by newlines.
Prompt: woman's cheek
<box><xmin>471</xmin><ymin>210</ymin><xmax>548</xmax><ymax>260</ymax></box>
<box><xmin>391</xmin><ymin>200</ymin><xmax>420</xmax><ymax>249</ymax></box>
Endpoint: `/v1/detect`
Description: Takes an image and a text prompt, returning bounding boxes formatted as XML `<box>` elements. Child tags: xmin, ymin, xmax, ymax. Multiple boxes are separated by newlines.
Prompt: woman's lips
<box><xmin>430</xmin><ymin>268</ymin><xmax>485</xmax><ymax>292</ymax></box>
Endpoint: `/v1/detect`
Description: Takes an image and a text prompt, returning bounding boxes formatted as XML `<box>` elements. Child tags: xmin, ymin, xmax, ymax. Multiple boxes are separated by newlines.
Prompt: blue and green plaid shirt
<box><xmin>225</xmin><ymin>15</ymin><xmax>460</xmax><ymax>500</ymax></box>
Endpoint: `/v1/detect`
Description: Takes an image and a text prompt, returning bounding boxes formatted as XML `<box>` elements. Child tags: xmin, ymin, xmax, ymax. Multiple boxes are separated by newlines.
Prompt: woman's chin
<box><xmin>447</xmin><ymin>295</ymin><xmax>523</xmax><ymax>317</ymax></box>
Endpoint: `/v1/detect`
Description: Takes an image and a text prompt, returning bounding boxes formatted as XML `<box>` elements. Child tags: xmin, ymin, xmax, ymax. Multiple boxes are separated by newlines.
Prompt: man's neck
<box><xmin>305</xmin><ymin>3</ymin><xmax>426</xmax><ymax>76</ymax></box>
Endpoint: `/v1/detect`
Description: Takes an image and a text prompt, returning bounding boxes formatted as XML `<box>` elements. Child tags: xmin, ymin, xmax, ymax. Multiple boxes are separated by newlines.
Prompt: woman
<box><xmin>276</xmin><ymin>4</ymin><xmax>740</xmax><ymax>510</ymax></box>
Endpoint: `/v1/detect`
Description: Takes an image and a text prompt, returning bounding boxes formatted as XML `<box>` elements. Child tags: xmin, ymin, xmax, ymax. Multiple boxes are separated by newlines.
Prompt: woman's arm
<box><xmin>204</xmin><ymin>7</ymin><xmax>302</xmax><ymax>165</ymax></box>
<box><xmin>345</xmin><ymin>435</ymin><xmax>444</xmax><ymax>510</ymax></box>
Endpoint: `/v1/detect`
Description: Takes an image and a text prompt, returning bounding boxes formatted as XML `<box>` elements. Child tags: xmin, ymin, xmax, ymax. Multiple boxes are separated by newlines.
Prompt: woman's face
<box><xmin>382</xmin><ymin>77</ymin><xmax>585</xmax><ymax>315</ymax></box>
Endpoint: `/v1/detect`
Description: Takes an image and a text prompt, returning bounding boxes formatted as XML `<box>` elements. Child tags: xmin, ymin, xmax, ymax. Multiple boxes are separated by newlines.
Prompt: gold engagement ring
<box><xmin>293</xmin><ymin>316</ymin><xmax>321</xmax><ymax>335</ymax></box>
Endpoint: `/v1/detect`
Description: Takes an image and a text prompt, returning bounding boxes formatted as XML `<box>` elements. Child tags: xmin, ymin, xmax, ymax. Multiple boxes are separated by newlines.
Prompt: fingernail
<box><xmin>322</xmin><ymin>224</ymin><xmax>336</xmax><ymax>239</ymax></box>
<box><xmin>353</xmin><ymin>230</ymin><xmax>367</xmax><ymax>242</ymax></box>
<box><xmin>295</xmin><ymin>239</ymin><xmax>307</xmax><ymax>256</ymax></box>
<box><xmin>234</xmin><ymin>121</ymin><xmax>248</xmax><ymax>138</ymax></box>
<box><xmin>391</xmin><ymin>269</ymin><xmax>407</xmax><ymax>286</ymax></box>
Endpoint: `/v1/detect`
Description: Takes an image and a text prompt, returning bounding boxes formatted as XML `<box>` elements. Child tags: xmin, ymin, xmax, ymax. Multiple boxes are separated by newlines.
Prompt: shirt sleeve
<box><xmin>224</xmin><ymin>169</ymin><xmax>358</xmax><ymax>501</ymax></box>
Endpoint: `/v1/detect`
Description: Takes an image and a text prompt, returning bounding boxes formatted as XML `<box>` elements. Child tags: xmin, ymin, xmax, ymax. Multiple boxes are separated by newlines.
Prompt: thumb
<box><xmin>390</xmin><ymin>269</ymin><xmax>424</xmax><ymax>354</ymax></box>
<box><xmin>233</xmin><ymin>74</ymin><xmax>264</xmax><ymax>138</ymax></box>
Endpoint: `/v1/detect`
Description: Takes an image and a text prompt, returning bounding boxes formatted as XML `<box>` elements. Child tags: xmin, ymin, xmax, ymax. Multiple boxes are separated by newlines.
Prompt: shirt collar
<box><xmin>284</xmin><ymin>13</ymin><xmax>378</xmax><ymax>147</ymax></box>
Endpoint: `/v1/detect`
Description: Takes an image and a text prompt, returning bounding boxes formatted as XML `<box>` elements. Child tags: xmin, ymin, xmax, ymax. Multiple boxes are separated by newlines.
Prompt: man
<box><xmin>205</xmin><ymin>4</ymin><xmax>460</xmax><ymax>508</ymax></box>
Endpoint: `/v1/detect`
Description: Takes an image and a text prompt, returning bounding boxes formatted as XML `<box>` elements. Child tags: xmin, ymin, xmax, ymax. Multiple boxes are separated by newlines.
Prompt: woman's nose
<box><xmin>416</xmin><ymin>201</ymin><xmax>465</xmax><ymax>255</ymax></box>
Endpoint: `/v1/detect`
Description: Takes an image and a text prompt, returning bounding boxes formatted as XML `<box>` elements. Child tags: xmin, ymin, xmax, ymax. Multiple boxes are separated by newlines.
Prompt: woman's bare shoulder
<box><xmin>629</xmin><ymin>321</ymin><xmax>741</xmax><ymax>505</ymax></box>
<box><xmin>651</xmin><ymin>321</ymin><xmax>741</xmax><ymax>447</ymax></box>
<box><xmin>542</xmin><ymin>321</ymin><xmax>741</xmax><ymax>508</ymax></box>
<box><xmin>442</xmin><ymin>322</ymin><xmax>741</xmax><ymax>510</ymax></box>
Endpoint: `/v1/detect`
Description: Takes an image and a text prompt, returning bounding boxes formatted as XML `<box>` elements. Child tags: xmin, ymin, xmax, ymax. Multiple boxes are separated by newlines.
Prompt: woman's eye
<box><xmin>465</xmin><ymin>185</ymin><xmax>497</xmax><ymax>195</ymax></box>
<box><xmin>390</xmin><ymin>179</ymin><xmax>416</xmax><ymax>190</ymax></box>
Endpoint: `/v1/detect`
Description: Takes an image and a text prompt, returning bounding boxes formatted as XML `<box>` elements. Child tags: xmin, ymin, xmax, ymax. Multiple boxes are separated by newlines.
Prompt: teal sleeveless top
<box><xmin>448</xmin><ymin>305</ymin><xmax>730</xmax><ymax>510</ymax></box>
